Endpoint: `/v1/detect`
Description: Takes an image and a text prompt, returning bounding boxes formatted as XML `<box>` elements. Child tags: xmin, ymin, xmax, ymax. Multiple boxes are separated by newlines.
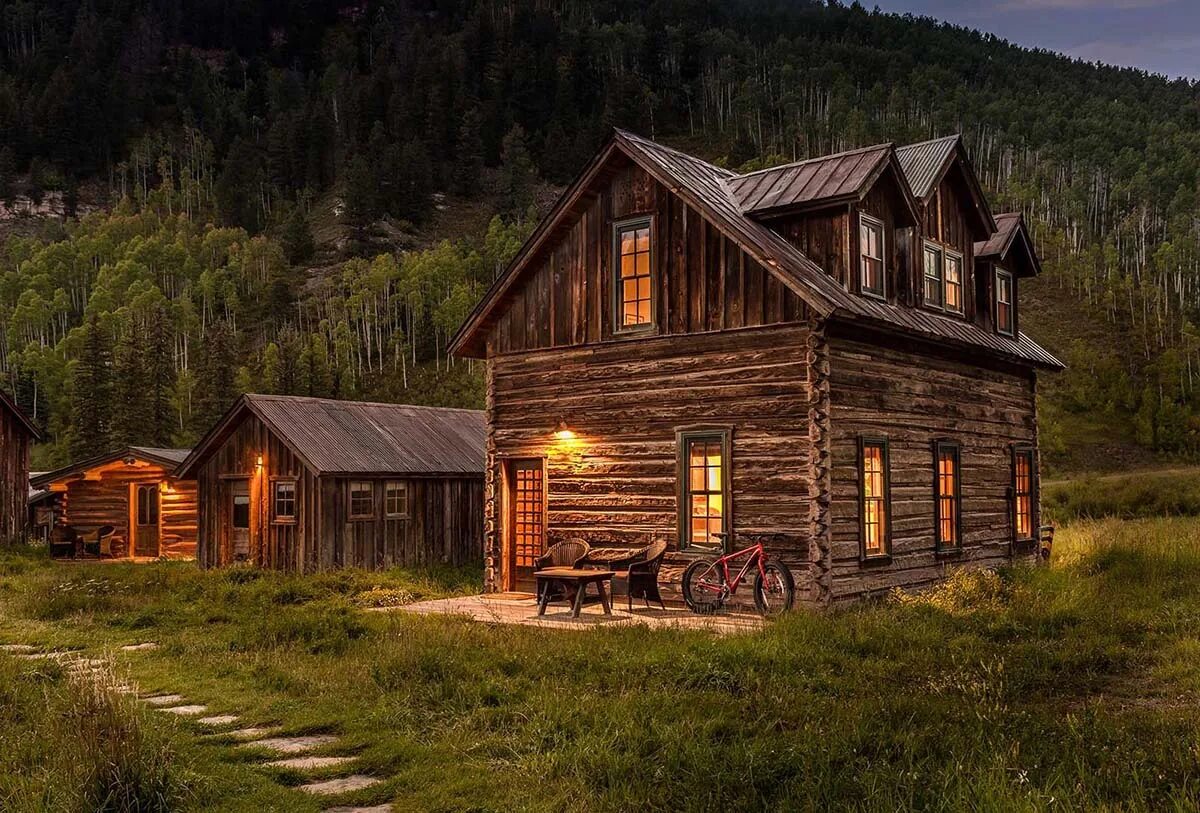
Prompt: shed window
<box><xmin>859</xmin><ymin>438</ymin><xmax>890</xmax><ymax>558</ymax></box>
<box><xmin>679</xmin><ymin>432</ymin><xmax>729</xmax><ymax>552</ymax></box>
<box><xmin>996</xmin><ymin>268</ymin><xmax>1014</xmax><ymax>336</ymax></box>
<box><xmin>935</xmin><ymin>441</ymin><xmax>961</xmax><ymax>550</ymax></box>
<box><xmin>859</xmin><ymin>214</ymin><xmax>885</xmax><ymax>298</ymax></box>
<box><xmin>385</xmin><ymin>481</ymin><xmax>409</xmax><ymax>518</ymax></box>
<box><xmin>615</xmin><ymin>218</ymin><xmax>653</xmax><ymax>330</ymax></box>
<box><xmin>231</xmin><ymin>494</ymin><xmax>250</xmax><ymax>530</ymax></box>
<box><xmin>349</xmin><ymin>481</ymin><xmax>375</xmax><ymax>519</ymax></box>
<box><xmin>1013</xmin><ymin>447</ymin><xmax>1035</xmax><ymax>541</ymax></box>
<box><xmin>273</xmin><ymin>481</ymin><xmax>297</xmax><ymax>522</ymax></box>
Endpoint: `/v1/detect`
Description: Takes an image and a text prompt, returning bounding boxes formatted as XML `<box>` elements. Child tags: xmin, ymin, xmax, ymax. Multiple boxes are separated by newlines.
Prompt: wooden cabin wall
<box><xmin>0</xmin><ymin>408</ymin><xmax>30</xmax><ymax>541</ymax></box>
<box><xmin>58</xmin><ymin>462</ymin><xmax>197</xmax><ymax>558</ymax></box>
<box><xmin>826</xmin><ymin>333</ymin><xmax>1038</xmax><ymax>601</ymax></box>
<box><xmin>921</xmin><ymin>172</ymin><xmax>977</xmax><ymax>319</ymax></box>
<box><xmin>490</xmin><ymin>162</ymin><xmax>806</xmax><ymax>354</ymax></box>
<box><xmin>324</xmin><ymin>476</ymin><xmax>484</xmax><ymax>569</ymax></box>
<box><xmin>485</xmin><ymin>323</ymin><xmax>816</xmax><ymax>597</ymax></box>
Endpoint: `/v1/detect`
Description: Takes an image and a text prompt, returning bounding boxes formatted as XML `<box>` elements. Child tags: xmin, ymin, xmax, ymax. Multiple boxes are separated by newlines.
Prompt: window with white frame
<box><xmin>859</xmin><ymin>214</ymin><xmax>886</xmax><ymax>298</ymax></box>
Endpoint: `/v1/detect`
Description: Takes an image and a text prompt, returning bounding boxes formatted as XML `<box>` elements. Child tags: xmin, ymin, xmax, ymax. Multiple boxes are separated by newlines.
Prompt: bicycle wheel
<box><xmin>682</xmin><ymin>558</ymin><xmax>725</xmax><ymax>614</ymax></box>
<box><xmin>754</xmin><ymin>562</ymin><xmax>795</xmax><ymax>616</ymax></box>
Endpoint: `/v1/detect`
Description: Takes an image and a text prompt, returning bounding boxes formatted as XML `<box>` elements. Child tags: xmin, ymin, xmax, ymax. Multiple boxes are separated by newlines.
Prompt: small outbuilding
<box><xmin>30</xmin><ymin>447</ymin><xmax>197</xmax><ymax>559</ymax></box>
<box><xmin>175</xmin><ymin>394</ymin><xmax>486</xmax><ymax>572</ymax></box>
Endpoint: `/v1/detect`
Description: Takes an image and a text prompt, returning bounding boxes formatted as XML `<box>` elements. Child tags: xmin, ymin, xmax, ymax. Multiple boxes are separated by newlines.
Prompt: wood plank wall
<box><xmin>490</xmin><ymin>161</ymin><xmax>806</xmax><ymax>354</ymax></box>
<box><xmin>57</xmin><ymin>462</ymin><xmax>197</xmax><ymax>558</ymax></box>
<box><xmin>486</xmin><ymin>323</ymin><xmax>815</xmax><ymax>596</ymax></box>
<box><xmin>0</xmin><ymin>407</ymin><xmax>30</xmax><ymax>541</ymax></box>
<box><xmin>922</xmin><ymin>172</ymin><xmax>977</xmax><ymax>320</ymax></box>
<box><xmin>826</xmin><ymin>332</ymin><xmax>1038</xmax><ymax>601</ymax></box>
<box><xmin>195</xmin><ymin>413</ymin><xmax>483</xmax><ymax>571</ymax></box>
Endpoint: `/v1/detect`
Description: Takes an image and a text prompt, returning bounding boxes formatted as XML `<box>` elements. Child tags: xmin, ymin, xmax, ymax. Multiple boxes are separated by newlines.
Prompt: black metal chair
<box><xmin>535</xmin><ymin>539</ymin><xmax>591</xmax><ymax>606</ymax></box>
<box><xmin>610</xmin><ymin>539</ymin><xmax>668</xmax><ymax>611</ymax></box>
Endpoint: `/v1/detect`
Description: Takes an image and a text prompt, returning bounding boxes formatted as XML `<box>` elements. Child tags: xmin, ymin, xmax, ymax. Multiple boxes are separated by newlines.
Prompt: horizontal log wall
<box><xmin>826</xmin><ymin>333</ymin><xmax>1038</xmax><ymax>601</ymax></box>
<box><xmin>0</xmin><ymin>407</ymin><xmax>30</xmax><ymax>541</ymax></box>
<box><xmin>487</xmin><ymin>323</ymin><xmax>815</xmax><ymax>596</ymax></box>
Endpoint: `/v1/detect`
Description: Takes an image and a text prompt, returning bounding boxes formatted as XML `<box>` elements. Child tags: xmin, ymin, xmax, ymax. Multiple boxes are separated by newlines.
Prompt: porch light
<box><xmin>554</xmin><ymin>421</ymin><xmax>575</xmax><ymax>441</ymax></box>
<box><xmin>255</xmin><ymin>454</ymin><xmax>264</xmax><ymax>468</ymax></box>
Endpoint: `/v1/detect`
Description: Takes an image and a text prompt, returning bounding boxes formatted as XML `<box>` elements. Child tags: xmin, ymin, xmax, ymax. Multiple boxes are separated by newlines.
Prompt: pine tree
<box><xmin>144</xmin><ymin>304</ymin><xmax>175</xmax><ymax>446</ymax></box>
<box><xmin>0</xmin><ymin>147</ymin><xmax>15</xmax><ymax>202</ymax></box>
<box><xmin>261</xmin><ymin>342</ymin><xmax>283</xmax><ymax>394</ymax></box>
<box><xmin>192</xmin><ymin>320</ymin><xmax>238</xmax><ymax>434</ymax></box>
<box><xmin>281</xmin><ymin>205</ymin><xmax>315</xmax><ymax>265</ymax></box>
<box><xmin>70</xmin><ymin>316</ymin><xmax>114</xmax><ymax>459</ymax></box>
<box><xmin>111</xmin><ymin>322</ymin><xmax>147</xmax><ymax>447</ymax></box>
<box><xmin>498</xmin><ymin>124</ymin><xmax>536</xmax><ymax>216</ymax></box>
<box><xmin>453</xmin><ymin>106</ymin><xmax>485</xmax><ymax>196</ymax></box>
<box><xmin>307</xmin><ymin>333</ymin><xmax>333</xmax><ymax>398</ymax></box>
<box><xmin>395</xmin><ymin>138</ymin><xmax>433</xmax><ymax>224</ymax></box>
<box><xmin>341</xmin><ymin>152</ymin><xmax>378</xmax><ymax>250</ymax></box>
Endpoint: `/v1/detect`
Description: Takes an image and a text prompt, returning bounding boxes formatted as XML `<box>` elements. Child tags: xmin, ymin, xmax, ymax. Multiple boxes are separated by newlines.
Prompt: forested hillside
<box><xmin>2</xmin><ymin>0</ymin><xmax>1199</xmax><ymax>471</ymax></box>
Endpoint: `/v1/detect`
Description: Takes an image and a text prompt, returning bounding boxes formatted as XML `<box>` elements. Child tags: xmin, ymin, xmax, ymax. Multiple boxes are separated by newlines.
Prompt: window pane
<box><xmin>621</xmin><ymin>231</ymin><xmax>636</xmax><ymax>253</ymax></box>
<box><xmin>232</xmin><ymin>495</ymin><xmax>250</xmax><ymax>529</ymax></box>
<box><xmin>636</xmin><ymin>227</ymin><xmax>650</xmax><ymax>252</ymax></box>
<box><xmin>620</xmin><ymin>254</ymin><xmax>635</xmax><ymax>278</ymax></box>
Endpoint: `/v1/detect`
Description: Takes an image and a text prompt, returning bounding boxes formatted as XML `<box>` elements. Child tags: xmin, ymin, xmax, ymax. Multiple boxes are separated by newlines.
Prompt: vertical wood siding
<box><xmin>0</xmin><ymin>408</ymin><xmax>30</xmax><ymax>541</ymax></box>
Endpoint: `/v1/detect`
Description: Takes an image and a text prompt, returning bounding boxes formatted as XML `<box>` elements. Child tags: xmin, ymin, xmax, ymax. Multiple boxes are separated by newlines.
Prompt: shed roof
<box><xmin>975</xmin><ymin>212</ymin><xmax>1043</xmax><ymax>277</ymax></box>
<box><xmin>0</xmin><ymin>389</ymin><xmax>40</xmax><ymax>440</ymax></box>
<box><xmin>31</xmin><ymin>446</ymin><xmax>192</xmax><ymax>489</ymax></box>
<box><xmin>729</xmin><ymin>143</ymin><xmax>906</xmax><ymax>216</ymax></box>
<box><xmin>896</xmin><ymin>135</ymin><xmax>960</xmax><ymax>201</ymax></box>
<box><xmin>176</xmin><ymin>394</ymin><xmax>486</xmax><ymax>479</ymax></box>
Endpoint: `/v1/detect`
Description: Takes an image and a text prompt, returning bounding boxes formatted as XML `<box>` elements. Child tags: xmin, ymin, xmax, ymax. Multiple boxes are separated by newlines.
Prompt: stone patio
<box><xmin>389</xmin><ymin>593</ymin><xmax>764</xmax><ymax>633</ymax></box>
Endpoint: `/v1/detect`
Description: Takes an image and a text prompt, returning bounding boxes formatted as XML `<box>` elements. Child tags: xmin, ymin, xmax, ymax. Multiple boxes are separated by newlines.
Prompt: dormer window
<box><xmin>995</xmin><ymin>268</ymin><xmax>1014</xmax><ymax>336</ymax></box>
<box><xmin>859</xmin><ymin>214</ymin><xmax>885</xmax><ymax>299</ymax></box>
<box><xmin>614</xmin><ymin>218</ymin><xmax>654</xmax><ymax>331</ymax></box>
<box><xmin>923</xmin><ymin>242</ymin><xmax>964</xmax><ymax>314</ymax></box>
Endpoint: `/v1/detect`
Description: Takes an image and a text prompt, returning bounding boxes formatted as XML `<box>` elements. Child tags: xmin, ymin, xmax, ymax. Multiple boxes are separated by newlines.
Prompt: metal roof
<box><xmin>729</xmin><ymin>144</ymin><xmax>894</xmax><ymax>215</ymax></box>
<box><xmin>31</xmin><ymin>446</ymin><xmax>193</xmax><ymax>489</ymax></box>
<box><xmin>975</xmin><ymin>213</ymin><xmax>1043</xmax><ymax>278</ymax></box>
<box><xmin>177</xmin><ymin>395</ymin><xmax>486</xmax><ymax>478</ymax></box>
<box><xmin>896</xmin><ymin>135</ymin><xmax>960</xmax><ymax>201</ymax></box>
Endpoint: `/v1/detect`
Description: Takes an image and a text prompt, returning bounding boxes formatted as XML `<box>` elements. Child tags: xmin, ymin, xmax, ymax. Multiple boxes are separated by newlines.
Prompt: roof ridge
<box><xmin>896</xmin><ymin>133</ymin><xmax>962</xmax><ymax>153</ymax></box>
<box><xmin>734</xmin><ymin>142</ymin><xmax>894</xmax><ymax>180</ymax></box>
<box><xmin>243</xmin><ymin>393</ymin><xmax>483</xmax><ymax>414</ymax></box>
<box><xmin>614</xmin><ymin>129</ymin><xmax>737</xmax><ymax>178</ymax></box>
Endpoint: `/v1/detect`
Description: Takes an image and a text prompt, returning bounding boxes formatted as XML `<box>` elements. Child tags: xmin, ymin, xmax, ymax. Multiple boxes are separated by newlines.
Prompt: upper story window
<box><xmin>995</xmin><ymin>268</ymin><xmax>1014</xmax><ymax>336</ymax></box>
<box><xmin>859</xmin><ymin>437</ymin><xmax>890</xmax><ymax>559</ymax></box>
<box><xmin>859</xmin><ymin>214</ymin><xmax>886</xmax><ymax>299</ymax></box>
<box><xmin>614</xmin><ymin>218</ymin><xmax>653</xmax><ymax>331</ymax></box>
<box><xmin>923</xmin><ymin>242</ymin><xmax>964</xmax><ymax>315</ymax></box>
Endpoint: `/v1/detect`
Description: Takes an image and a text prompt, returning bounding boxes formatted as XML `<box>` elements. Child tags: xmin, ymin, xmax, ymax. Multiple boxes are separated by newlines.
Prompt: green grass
<box><xmin>4</xmin><ymin>526</ymin><xmax>1200</xmax><ymax>810</ymax></box>
<box><xmin>1044</xmin><ymin>467</ymin><xmax>1200</xmax><ymax>523</ymax></box>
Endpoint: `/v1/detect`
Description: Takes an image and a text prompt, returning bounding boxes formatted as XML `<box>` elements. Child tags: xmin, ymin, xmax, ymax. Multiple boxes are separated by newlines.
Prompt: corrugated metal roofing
<box><xmin>182</xmin><ymin>395</ymin><xmax>486</xmax><ymax>477</ymax></box>
<box><xmin>129</xmin><ymin>447</ymin><xmax>190</xmax><ymax>465</ymax></box>
<box><xmin>895</xmin><ymin>135</ymin><xmax>960</xmax><ymax>200</ymax></box>
<box><xmin>976</xmin><ymin>212</ymin><xmax>1023</xmax><ymax>259</ymax></box>
<box><xmin>728</xmin><ymin>144</ymin><xmax>893</xmax><ymax>214</ymax></box>
<box><xmin>31</xmin><ymin>446</ymin><xmax>193</xmax><ymax>489</ymax></box>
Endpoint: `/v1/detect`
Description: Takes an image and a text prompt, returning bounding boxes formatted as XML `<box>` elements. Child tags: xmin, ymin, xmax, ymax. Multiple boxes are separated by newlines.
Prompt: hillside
<box><xmin>1</xmin><ymin>0</ymin><xmax>1199</xmax><ymax>473</ymax></box>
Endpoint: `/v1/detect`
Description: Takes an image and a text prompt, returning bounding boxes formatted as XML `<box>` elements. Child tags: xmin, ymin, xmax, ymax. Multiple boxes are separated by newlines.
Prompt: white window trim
<box><xmin>384</xmin><ymin>480</ymin><xmax>410</xmax><ymax>519</ymax></box>
<box><xmin>943</xmin><ymin>248</ymin><xmax>965</xmax><ymax>315</ymax></box>
<box><xmin>995</xmin><ymin>268</ymin><xmax>1015</xmax><ymax>336</ymax></box>
<box><xmin>922</xmin><ymin>241</ymin><xmax>944</xmax><ymax>311</ymax></box>
<box><xmin>858</xmin><ymin>213</ymin><xmax>886</xmax><ymax>300</ymax></box>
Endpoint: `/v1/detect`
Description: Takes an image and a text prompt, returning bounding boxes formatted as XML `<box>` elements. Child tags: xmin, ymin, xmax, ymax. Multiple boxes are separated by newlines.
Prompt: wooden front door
<box><xmin>230</xmin><ymin>479</ymin><xmax>251</xmax><ymax>561</ymax></box>
<box><xmin>506</xmin><ymin>459</ymin><xmax>545</xmax><ymax>590</ymax></box>
<box><xmin>132</xmin><ymin>483</ymin><xmax>160</xmax><ymax>557</ymax></box>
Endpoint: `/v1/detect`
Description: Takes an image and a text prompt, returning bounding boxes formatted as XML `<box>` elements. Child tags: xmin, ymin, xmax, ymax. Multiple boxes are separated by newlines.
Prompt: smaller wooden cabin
<box><xmin>31</xmin><ymin>447</ymin><xmax>197</xmax><ymax>558</ymax></box>
<box><xmin>176</xmin><ymin>394</ymin><xmax>486</xmax><ymax>571</ymax></box>
<box><xmin>0</xmin><ymin>390</ymin><xmax>38</xmax><ymax>542</ymax></box>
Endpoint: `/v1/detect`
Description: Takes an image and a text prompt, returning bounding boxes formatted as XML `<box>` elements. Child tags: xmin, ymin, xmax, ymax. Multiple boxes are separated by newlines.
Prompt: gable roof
<box><xmin>729</xmin><ymin>143</ymin><xmax>918</xmax><ymax>224</ymax></box>
<box><xmin>31</xmin><ymin>446</ymin><xmax>191</xmax><ymax>489</ymax></box>
<box><xmin>176</xmin><ymin>394</ymin><xmax>486</xmax><ymax>479</ymax></box>
<box><xmin>0</xmin><ymin>389</ymin><xmax>39</xmax><ymax>440</ymax></box>
<box><xmin>450</xmin><ymin>129</ymin><xmax>1060</xmax><ymax>370</ymax></box>
<box><xmin>975</xmin><ymin>212</ymin><xmax>1043</xmax><ymax>277</ymax></box>
<box><xmin>896</xmin><ymin>135</ymin><xmax>995</xmax><ymax>238</ymax></box>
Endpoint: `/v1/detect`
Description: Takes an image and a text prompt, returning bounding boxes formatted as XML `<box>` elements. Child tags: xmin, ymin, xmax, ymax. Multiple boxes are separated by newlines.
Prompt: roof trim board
<box><xmin>31</xmin><ymin>446</ymin><xmax>192</xmax><ymax>489</ymax></box>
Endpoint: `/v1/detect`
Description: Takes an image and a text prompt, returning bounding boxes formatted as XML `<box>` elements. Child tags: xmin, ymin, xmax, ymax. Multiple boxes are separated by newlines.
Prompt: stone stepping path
<box><xmin>323</xmin><ymin>807</ymin><xmax>393</xmax><ymax>813</ymax></box>
<box><xmin>227</xmin><ymin>727</ymin><xmax>278</xmax><ymax>741</ymax></box>
<box><xmin>121</xmin><ymin>642</ymin><xmax>159</xmax><ymax>651</ymax></box>
<box><xmin>0</xmin><ymin>644</ymin><xmax>36</xmax><ymax>653</ymax></box>
<box><xmin>159</xmin><ymin>704</ymin><xmax>209</xmax><ymax>716</ymax></box>
<box><xmin>242</xmin><ymin>735</ymin><xmax>339</xmax><ymax>755</ymax></box>
<box><xmin>267</xmin><ymin>756</ymin><xmax>356</xmax><ymax>771</ymax></box>
<box><xmin>142</xmin><ymin>694</ymin><xmax>186</xmax><ymax>706</ymax></box>
<box><xmin>197</xmin><ymin>714</ymin><xmax>241</xmax><ymax>727</ymax></box>
<box><xmin>298</xmin><ymin>775</ymin><xmax>382</xmax><ymax>795</ymax></box>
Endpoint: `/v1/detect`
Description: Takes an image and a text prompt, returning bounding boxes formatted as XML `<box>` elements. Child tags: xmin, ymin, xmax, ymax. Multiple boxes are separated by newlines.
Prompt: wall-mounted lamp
<box><xmin>159</xmin><ymin>481</ymin><xmax>171</xmax><ymax>495</ymax></box>
<box><xmin>554</xmin><ymin>420</ymin><xmax>575</xmax><ymax>441</ymax></box>
<box><xmin>255</xmin><ymin>454</ymin><xmax>264</xmax><ymax>468</ymax></box>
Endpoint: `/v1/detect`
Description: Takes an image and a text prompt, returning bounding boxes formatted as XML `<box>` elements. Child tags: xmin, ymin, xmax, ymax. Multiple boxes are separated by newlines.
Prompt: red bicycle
<box><xmin>681</xmin><ymin>532</ymin><xmax>795</xmax><ymax>616</ymax></box>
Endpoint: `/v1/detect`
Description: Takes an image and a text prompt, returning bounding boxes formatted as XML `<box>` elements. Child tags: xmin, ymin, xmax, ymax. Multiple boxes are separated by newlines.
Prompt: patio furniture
<box><xmin>1039</xmin><ymin>524</ymin><xmax>1055</xmax><ymax>562</ymax></box>
<box><xmin>49</xmin><ymin>526</ymin><xmax>78</xmax><ymax>559</ymax></box>
<box><xmin>535</xmin><ymin>540</ymin><xmax>590</xmax><ymax>605</ymax></box>
<box><xmin>607</xmin><ymin>539</ymin><xmax>668</xmax><ymax>611</ymax></box>
<box><xmin>83</xmin><ymin>525</ymin><xmax>116</xmax><ymax>558</ymax></box>
<box><xmin>535</xmin><ymin>568</ymin><xmax>615</xmax><ymax>618</ymax></box>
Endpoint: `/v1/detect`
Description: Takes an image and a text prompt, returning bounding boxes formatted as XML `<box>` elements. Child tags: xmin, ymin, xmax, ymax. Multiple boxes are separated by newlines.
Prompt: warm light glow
<box><xmin>554</xmin><ymin>421</ymin><xmax>575</xmax><ymax>441</ymax></box>
<box><xmin>255</xmin><ymin>454</ymin><xmax>264</xmax><ymax>468</ymax></box>
<box><xmin>159</xmin><ymin>481</ymin><xmax>171</xmax><ymax>495</ymax></box>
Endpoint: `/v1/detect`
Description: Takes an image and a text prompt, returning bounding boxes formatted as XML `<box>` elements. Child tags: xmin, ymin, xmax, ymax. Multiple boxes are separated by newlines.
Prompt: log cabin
<box><xmin>30</xmin><ymin>447</ymin><xmax>197</xmax><ymax>559</ymax></box>
<box><xmin>176</xmin><ymin>394</ymin><xmax>486</xmax><ymax>571</ymax></box>
<box><xmin>0</xmin><ymin>390</ymin><xmax>38</xmax><ymax>542</ymax></box>
<box><xmin>450</xmin><ymin>129</ymin><xmax>1063</xmax><ymax>604</ymax></box>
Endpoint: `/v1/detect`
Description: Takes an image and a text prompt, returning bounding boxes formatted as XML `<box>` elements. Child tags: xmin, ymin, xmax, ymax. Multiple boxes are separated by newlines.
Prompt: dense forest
<box><xmin>1</xmin><ymin>0</ymin><xmax>1199</xmax><ymax>470</ymax></box>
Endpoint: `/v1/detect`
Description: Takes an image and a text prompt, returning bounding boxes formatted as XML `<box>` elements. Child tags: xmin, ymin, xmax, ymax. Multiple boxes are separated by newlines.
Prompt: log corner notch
<box><xmin>806</xmin><ymin>319</ymin><xmax>833</xmax><ymax>605</ymax></box>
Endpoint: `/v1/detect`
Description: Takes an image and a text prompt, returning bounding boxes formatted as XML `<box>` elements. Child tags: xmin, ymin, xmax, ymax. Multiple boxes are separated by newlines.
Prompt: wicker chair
<box><xmin>610</xmin><ymin>539</ymin><xmax>668</xmax><ymax>611</ymax></box>
<box><xmin>83</xmin><ymin>525</ymin><xmax>116</xmax><ymax>558</ymax></box>
<box><xmin>535</xmin><ymin>539</ymin><xmax>591</xmax><ymax>605</ymax></box>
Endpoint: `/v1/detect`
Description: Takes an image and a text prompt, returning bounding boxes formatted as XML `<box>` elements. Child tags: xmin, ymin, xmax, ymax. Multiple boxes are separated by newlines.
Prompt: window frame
<box><xmin>136</xmin><ymin>484</ymin><xmax>159</xmax><ymax>527</ymax></box>
<box><xmin>933</xmin><ymin>440</ymin><xmax>963</xmax><ymax>553</ymax></box>
<box><xmin>231</xmin><ymin>492</ymin><xmax>251</xmax><ymax>531</ymax></box>
<box><xmin>384</xmin><ymin>480</ymin><xmax>410</xmax><ymax>519</ymax></box>
<box><xmin>858</xmin><ymin>213</ymin><xmax>887</xmax><ymax>301</ymax></box>
<box><xmin>995</xmin><ymin>267</ymin><xmax>1015</xmax><ymax>336</ymax></box>
<box><xmin>943</xmin><ymin>249</ymin><xmax>965</xmax><ymax>315</ymax></box>
<box><xmin>858</xmin><ymin>436</ymin><xmax>892</xmax><ymax>562</ymax></box>
<box><xmin>272</xmin><ymin>478</ymin><xmax>298</xmax><ymax>524</ymax></box>
<box><xmin>676</xmin><ymin>427</ymin><xmax>732</xmax><ymax>554</ymax></box>
<box><xmin>923</xmin><ymin>241</ymin><xmax>944</xmax><ymax>310</ymax></box>
<box><xmin>612</xmin><ymin>216</ymin><xmax>656</xmax><ymax>334</ymax></box>
<box><xmin>348</xmin><ymin>480</ymin><xmax>376</xmax><ymax>521</ymax></box>
<box><xmin>1011</xmin><ymin>444</ymin><xmax>1036</xmax><ymax>543</ymax></box>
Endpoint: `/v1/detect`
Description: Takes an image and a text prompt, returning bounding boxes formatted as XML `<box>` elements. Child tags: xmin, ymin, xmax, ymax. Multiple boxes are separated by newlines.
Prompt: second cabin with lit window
<box><xmin>176</xmin><ymin>394</ymin><xmax>486</xmax><ymax>571</ymax></box>
<box><xmin>451</xmin><ymin>129</ymin><xmax>1062</xmax><ymax>604</ymax></box>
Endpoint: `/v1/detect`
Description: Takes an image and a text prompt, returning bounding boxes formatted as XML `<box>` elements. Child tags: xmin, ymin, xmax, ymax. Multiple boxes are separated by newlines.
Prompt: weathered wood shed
<box><xmin>30</xmin><ymin>447</ymin><xmax>197</xmax><ymax>559</ymax></box>
<box><xmin>0</xmin><ymin>390</ymin><xmax>38</xmax><ymax>542</ymax></box>
<box><xmin>450</xmin><ymin>129</ymin><xmax>1063</xmax><ymax>603</ymax></box>
<box><xmin>176</xmin><ymin>394</ymin><xmax>486</xmax><ymax>571</ymax></box>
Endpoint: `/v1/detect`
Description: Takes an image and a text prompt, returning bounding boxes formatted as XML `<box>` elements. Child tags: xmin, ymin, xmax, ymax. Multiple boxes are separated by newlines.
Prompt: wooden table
<box><xmin>534</xmin><ymin>568</ymin><xmax>615</xmax><ymax>618</ymax></box>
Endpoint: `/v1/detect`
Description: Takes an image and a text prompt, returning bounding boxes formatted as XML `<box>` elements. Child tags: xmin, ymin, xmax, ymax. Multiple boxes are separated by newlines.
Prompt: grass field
<box><xmin>5</xmin><ymin>520</ymin><xmax>1200</xmax><ymax>811</ymax></box>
